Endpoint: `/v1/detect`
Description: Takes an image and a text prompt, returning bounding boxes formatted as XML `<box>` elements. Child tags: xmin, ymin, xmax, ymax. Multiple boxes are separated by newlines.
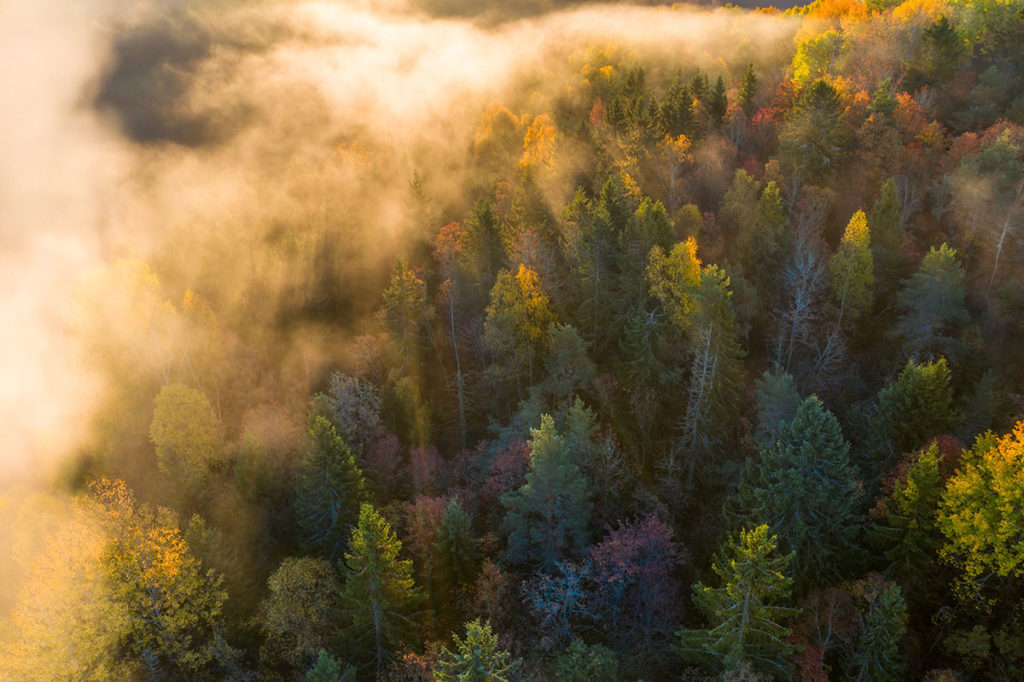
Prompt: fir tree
<box><xmin>738</xmin><ymin>63</ymin><xmax>758</xmax><ymax>117</ymax></box>
<box><xmin>435</xmin><ymin>619</ymin><xmax>521</xmax><ymax>682</ymax></box>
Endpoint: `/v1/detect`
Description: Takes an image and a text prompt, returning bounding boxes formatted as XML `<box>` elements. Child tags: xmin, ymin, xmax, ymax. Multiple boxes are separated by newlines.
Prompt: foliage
<box><xmin>434</xmin><ymin>619</ymin><xmax>521</xmax><ymax>682</ymax></box>
<box><xmin>337</xmin><ymin>503</ymin><xmax>419</xmax><ymax>675</ymax></box>
<box><xmin>678</xmin><ymin>525</ymin><xmax>798</xmax><ymax>678</ymax></box>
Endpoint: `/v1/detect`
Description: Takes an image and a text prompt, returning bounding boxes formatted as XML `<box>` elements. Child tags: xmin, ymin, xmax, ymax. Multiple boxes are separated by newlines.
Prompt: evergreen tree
<box><xmin>868</xmin><ymin>178</ymin><xmax>904</xmax><ymax>291</ymax></box>
<box><xmin>541</xmin><ymin>323</ymin><xmax>596</xmax><ymax>408</ymax></box>
<box><xmin>893</xmin><ymin>244</ymin><xmax>968</xmax><ymax>358</ymax></box>
<box><xmin>659</xmin><ymin>73</ymin><xmax>695</xmax><ymax>137</ymax></box>
<box><xmin>738</xmin><ymin>63</ymin><xmax>758</xmax><ymax>117</ymax></box>
<box><xmin>779</xmin><ymin>78</ymin><xmax>849</xmax><ymax>181</ymax></box>
<box><xmin>727</xmin><ymin>396</ymin><xmax>861</xmax><ymax>588</ymax></box>
<box><xmin>708</xmin><ymin>75</ymin><xmax>728</xmax><ymax>128</ymax></box>
<box><xmin>435</xmin><ymin>619</ymin><xmax>521</xmax><ymax>682</ymax></box>
<box><xmin>433</xmin><ymin>499</ymin><xmax>478</xmax><ymax>623</ymax></box>
<box><xmin>295</xmin><ymin>416</ymin><xmax>367</xmax><ymax>560</ymax></box>
<box><xmin>678</xmin><ymin>525</ymin><xmax>798</xmax><ymax>678</ymax></box>
<box><xmin>875</xmin><ymin>357</ymin><xmax>957</xmax><ymax>458</ymax></box>
<box><xmin>846</xmin><ymin>581</ymin><xmax>908</xmax><ymax>682</ymax></box>
<box><xmin>754</xmin><ymin>366</ymin><xmax>801</xmax><ymax>447</ymax></box>
<box><xmin>501</xmin><ymin>414</ymin><xmax>593</xmax><ymax>571</ymax></box>
<box><xmin>337</xmin><ymin>503</ymin><xmax>419</xmax><ymax>675</ymax></box>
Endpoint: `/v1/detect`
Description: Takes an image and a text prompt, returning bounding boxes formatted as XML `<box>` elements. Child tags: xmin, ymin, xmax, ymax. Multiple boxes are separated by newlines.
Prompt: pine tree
<box><xmin>435</xmin><ymin>619</ymin><xmax>521</xmax><ymax>682</ymax></box>
<box><xmin>295</xmin><ymin>416</ymin><xmax>367</xmax><ymax>560</ymax></box>
<box><xmin>337</xmin><ymin>503</ymin><xmax>419</xmax><ymax>675</ymax></box>
<box><xmin>678</xmin><ymin>525</ymin><xmax>799</xmax><ymax>678</ymax></box>
<box><xmin>754</xmin><ymin>367</ymin><xmax>801</xmax><ymax>447</ymax></box>
<box><xmin>501</xmin><ymin>414</ymin><xmax>593</xmax><ymax>571</ymax></box>
<box><xmin>433</xmin><ymin>499</ymin><xmax>478</xmax><ymax>624</ymax></box>
<box><xmin>779</xmin><ymin>79</ymin><xmax>848</xmax><ymax>181</ymax></box>
<box><xmin>727</xmin><ymin>396</ymin><xmax>861</xmax><ymax>588</ymax></box>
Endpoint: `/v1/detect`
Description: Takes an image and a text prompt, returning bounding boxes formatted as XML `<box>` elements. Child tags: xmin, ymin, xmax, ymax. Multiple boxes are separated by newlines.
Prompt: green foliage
<box><xmin>792</xmin><ymin>30</ymin><xmax>844</xmax><ymax>89</ymax></box>
<box><xmin>337</xmin><ymin>503</ymin><xmax>419</xmax><ymax>675</ymax></box>
<box><xmin>548</xmin><ymin>639</ymin><xmax>619</xmax><ymax>681</ymax></box>
<box><xmin>709</xmin><ymin>75</ymin><xmax>728</xmax><ymax>128</ymax></box>
<box><xmin>435</xmin><ymin>619</ymin><xmax>521</xmax><ymax>682</ymax></box>
<box><xmin>875</xmin><ymin>358</ymin><xmax>957</xmax><ymax>457</ymax></box>
<box><xmin>259</xmin><ymin>557</ymin><xmax>339</xmax><ymax>672</ymax></box>
<box><xmin>738</xmin><ymin>64</ymin><xmax>758</xmax><ymax>117</ymax></box>
<box><xmin>541</xmin><ymin>323</ymin><xmax>596</xmax><ymax>407</ymax></box>
<box><xmin>906</xmin><ymin>15</ymin><xmax>967</xmax><ymax>89</ymax></box>
<box><xmin>678</xmin><ymin>525</ymin><xmax>798</xmax><ymax>678</ymax></box>
<box><xmin>306</xmin><ymin>649</ymin><xmax>344</xmax><ymax>682</ymax></box>
<box><xmin>485</xmin><ymin>264</ymin><xmax>557</xmax><ymax>390</ymax></box>
<box><xmin>870</xmin><ymin>443</ymin><xmax>946</xmax><ymax>578</ymax></box>
<box><xmin>501</xmin><ymin>414</ymin><xmax>592</xmax><ymax>570</ymax></box>
<box><xmin>728</xmin><ymin>396</ymin><xmax>861</xmax><ymax>588</ymax></box>
<box><xmin>295</xmin><ymin>416</ymin><xmax>367</xmax><ymax>560</ymax></box>
<box><xmin>829</xmin><ymin>210</ymin><xmax>874</xmax><ymax>323</ymax></box>
<box><xmin>893</xmin><ymin>244</ymin><xmax>968</xmax><ymax>358</ymax></box>
<box><xmin>779</xmin><ymin>78</ymin><xmax>848</xmax><ymax>179</ymax></box>
<box><xmin>846</xmin><ymin>579</ymin><xmax>908</xmax><ymax>682</ymax></box>
<box><xmin>754</xmin><ymin>366</ymin><xmax>801</xmax><ymax>446</ymax></box>
<box><xmin>149</xmin><ymin>383</ymin><xmax>223</xmax><ymax>488</ymax></box>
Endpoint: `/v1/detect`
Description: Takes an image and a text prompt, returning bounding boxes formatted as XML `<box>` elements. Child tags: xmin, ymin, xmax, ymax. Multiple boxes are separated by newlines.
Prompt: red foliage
<box><xmin>589</xmin><ymin>97</ymin><xmax>607</xmax><ymax>127</ymax></box>
<box><xmin>589</xmin><ymin>514</ymin><xmax>684</xmax><ymax>649</ymax></box>
<box><xmin>483</xmin><ymin>438</ymin><xmax>531</xmax><ymax>501</ymax></box>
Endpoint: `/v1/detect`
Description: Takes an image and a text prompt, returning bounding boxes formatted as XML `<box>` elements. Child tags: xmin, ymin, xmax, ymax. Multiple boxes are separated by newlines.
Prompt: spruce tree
<box><xmin>295</xmin><ymin>416</ymin><xmax>367</xmax><ymax>560</ymax></box>
<box><xmin>337</xmin><ymin>503</ymin><xmax>419</xmax><ymax>675</ymax></box>
<box><xmin>435</xmin><ymin>619</ymin><xmax>520</xmax><ymax>682</ymax></box>
<box><xmin>846</xmin><ymin>582</ymin><xmax>907</xmax><ymax>681</ymax></box>
<box><xmin>501</xmin><ymin>414</ymin><xmax>593</xmax><ymax>571</ymax></box>
<box><xmin>678</xmin><ymin>525</ymin><xmax>798</xmax><ymax>678</ymax></box>
<box><xmin>727</xmin><ymin>396</ymin><xmax>861</xmax><ymax>588</ymax></box>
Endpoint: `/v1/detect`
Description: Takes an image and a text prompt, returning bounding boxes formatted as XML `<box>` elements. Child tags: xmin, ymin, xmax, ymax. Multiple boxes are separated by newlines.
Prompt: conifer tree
<box><xmin>738</xmin><ymin>63</ymin><xmax>758</xmax><ymax>117</ymax></box>
<box><xmin>727</xmin><ymin>396</ymin><xmax>861</xmax><ymax>588</ymax></box>
<box><xmin>295</xmin><ymin>416</ymin><xmax>367</xmax><ymax>560</ymax></box>
<box><xmin>846</xmin><ymin>581</ymin><xmax>907</xmax><ymax>682</ymax></box>
<box><xmin>678</xmin><ymin>525</ymin><xmax>798</xmax><ymax>678</ymax></box>
<box><xmin>875</xmin><ymin>357</ymin><xmax>957</xmax><ymax>457</ymax></box>
<box><xmin>501</xmin><ymin>414</ymin><xmax>592</xmax><ymax>571</ymax></box>
<box><xmin>893</xmin><ymin>244</ymin><xmax>968</xmax><ymax>358</ymax></box>
<box><xmin>337</xmin><ymin>503</ymin><xmax>419</xmax><ymax>675</ymax></box>
<box><xmin>709</xmin><ymin>75</ymin><xmax>728</xmax><ymax>128</ymax></box>
<box><xmin>435</xmin><ymin>619</ymin><xmax>520</xmax><ymax>682</ymax></box>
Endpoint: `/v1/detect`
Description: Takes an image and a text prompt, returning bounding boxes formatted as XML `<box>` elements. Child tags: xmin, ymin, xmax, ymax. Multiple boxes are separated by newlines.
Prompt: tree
<box><xmin>548</xmin><ymin>639</ymin><xmax>619</xmax><ymax>681</ymax></box>
<box><xmin>541</xmin><ymin>323</ymin><xmax>596</xmax><ymax>408</ymax></box>
<box><xmin>379</xmin><ymin>261</ymin><xmax>429</xmax><ymax>368</ymax></box>
<box><xmin>678</xmin><ymin>525</ymin><xmax>798</xmax><ymax>678</ymax></box>
<box><xmin>259</xmin><ymin>557</ymin><xmax>339</xmax><ymax>672</ymax></box>
<box><xmin>435</xmin><ymin>619</ymin><xmax>521</xmax><ymax>682</ymax></box>
<box><xmin>501</xmin><ymin>414</ymin><xmax>592</xmax><ymax>570</ymax></box>
<box><xmin>939</xmin><ymin>424</ymin><xmax>1024</xmax><ymax>588</ymax></box>
<box><xmin>149</xmin><ymin>383</ymin><xmax>223</xmax><ymax>489</ymax></box>
<box><xmin>522</xmin><ymin>560</ymin><xmax>594</xmax><ymax>647</ymax></box>
<box><xmin>829</xmin><ymin>210</ymin><xmax>874</xmax><ymax>325</ymax></box>
<box><xmin>754</xmin><ymin>366</ymin><xmax>801</xmax><ymax>447</ymax></box>
<box><xmin>709</xmin><ymin>75</ymin><xmax>728</xmax><ymax>128</ymax></box>
<box><xmin>306</xmin><ymin>650</ymin><xmax>355</xmax><ymax>682</ymax></box>
<box><xmin>846</xmin><ymin>579</ymin><xmax>907</xmax><ymax>682</ymax></box>
<box><xmin>91</xmin><ymin>479</ymin><xmax>233</xmax><ymax>678</ymax></box>
<box><xmin>589</xmin><ymin>514</ymin><xmax>683</xmax><ymax>652</ymax></box>
<box><xmin>738</xmin><ymin>64</ymin><xmax>758</xmax><ymax>117</ymax></box>
<box><xmin>892</xmin><ymin>244</ymin><xmax>968</xmax><ymax>359</ymax></box>
<box><xmin>434</xmin><ymin>499</ymin><xmax>479</xmax><ymax>593</ymax></box>
<box><xmin>874</xmin><ymin>357</ymin><xmax>957</xmax><ymax>458</ymax></box>
<box><xmin>484</xmin><ymin>264</ymin><xmax>556</xmax><ymax>393</ymax></box>
<box><xmin>295</xmin><ymin>416</ymin><xmax>367</xmax><ymax>560</ymax></box>
<box><xmin>779</xmin><ymin>79</ymin><xmax>848</xmax><ymax>184</ymax></box>
<box><xmin>868</xmin><ymin>178</ymin><xmax>904</xmax><ymax>290</ymax></box>
<box><xmin>679</xmin><ymin>266</ymin><xmax>747</xmax><ymax>488</ymax></box>
<box><xmin>727</xmin><ymin>396</ymin><xmax>861</xmax><ymax>588</ymax></box>
<box><xmin>337</xmin><ymin>503</ymin><xmax>419</xmax><ymax>675</ymax></box>
<box><xmin>905</xmin><ymin>15</ymin><xmax>966</xmax><ymax>89</ymax></box>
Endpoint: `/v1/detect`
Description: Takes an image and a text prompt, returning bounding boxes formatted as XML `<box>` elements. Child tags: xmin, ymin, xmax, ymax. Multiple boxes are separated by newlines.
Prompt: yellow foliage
<box><xmin>520</xmin><ymin>113</ymin><xmax>557</xmax><ymax>171</ymax></box>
